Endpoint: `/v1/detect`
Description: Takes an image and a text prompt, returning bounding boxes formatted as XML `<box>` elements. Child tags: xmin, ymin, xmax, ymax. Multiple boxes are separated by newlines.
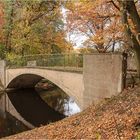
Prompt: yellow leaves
<box><xmin>22</xmin><ymin>7</ymin><xmax>31</xmax><ymax>20</ymax></box>
<box><xmin>1</xmin><ymin>0</ymin><xmax>72</xmax><ymax>54</ymax></box>
<box><xmin>52</xmin><ymin>31</ymin><xmax>70</xmax><ymax>50</ymax></box>
<box><xmin>65</xmin><ymin>1</ymin><xmax>75</xmax><ymax>12</ymax></box>
<box><xmin>23</xmin><ymin>26</ymin><xmax>30</xmax><ymax>34</ymax></box>
<box><xmin>91</xmin><ymin>34</ymin><xmax>104</xmax><ymax>46</ymax></box>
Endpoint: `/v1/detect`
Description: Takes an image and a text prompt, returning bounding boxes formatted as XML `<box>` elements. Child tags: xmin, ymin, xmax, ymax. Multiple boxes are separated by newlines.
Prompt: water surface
<box><xmin>0</xmin><ymin>83</ymin><xmax>80</xmax><ymax>138</ymax></box>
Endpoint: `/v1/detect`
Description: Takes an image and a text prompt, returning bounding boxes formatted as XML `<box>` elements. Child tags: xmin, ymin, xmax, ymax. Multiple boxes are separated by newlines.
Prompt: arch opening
<box><xmin>7</xmin><ymin>74</ymin><xmax>44</xmax><ymax>89</ymax></box>
<box><xmin>6</xmin><ymin>74</ymin><xmax>80</xmax><ymax>126</ymax></box>
<box><xmin>35</xmin><ymin>79</ymin><xmax>80</xmax><ymax>116</ymax></box>
<box><xmin>7</xmin><ymin>88</ymin><xmax>65</xmax><ymax>126</ymax></box>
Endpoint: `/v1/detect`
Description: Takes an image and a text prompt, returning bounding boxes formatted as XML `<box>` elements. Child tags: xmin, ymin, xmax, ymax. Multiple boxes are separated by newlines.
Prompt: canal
<box><xmin>0</xmin><ymin>80</ymin><xmax>80</xmax><ymax>138</ymax></box>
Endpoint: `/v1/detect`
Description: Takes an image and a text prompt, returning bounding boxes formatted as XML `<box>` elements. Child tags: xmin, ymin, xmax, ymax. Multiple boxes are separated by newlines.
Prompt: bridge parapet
<box><xmin>6</xmin><ymin>53</ymin><xmax>83</xmax><ymax>72</ymax></box>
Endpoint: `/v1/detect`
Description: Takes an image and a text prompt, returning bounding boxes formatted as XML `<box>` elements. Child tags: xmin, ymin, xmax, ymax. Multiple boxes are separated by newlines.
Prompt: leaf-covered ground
<box><xmin>4</xmin><ymin>87</ymin><xmax>140</xmax><ymax>139</ymax></box>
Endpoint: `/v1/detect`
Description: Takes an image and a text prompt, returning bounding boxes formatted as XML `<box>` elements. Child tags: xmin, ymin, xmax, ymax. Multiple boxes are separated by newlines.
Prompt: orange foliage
<box><xmin>66</xmin><ymin>0</ymin><xmax>124</xmax><ymax>52</ymax></box>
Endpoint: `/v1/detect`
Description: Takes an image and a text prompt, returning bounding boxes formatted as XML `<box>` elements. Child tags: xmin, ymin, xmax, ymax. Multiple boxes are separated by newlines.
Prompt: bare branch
<box><xmin>108</xmin><ymin>0</ymin><xmax>120</xmax><ymax>11</ymax></box>
<box><xmin>104</xmin><ymin>39</ymin><xmax>113</xmax><ymax>51</ymax></box>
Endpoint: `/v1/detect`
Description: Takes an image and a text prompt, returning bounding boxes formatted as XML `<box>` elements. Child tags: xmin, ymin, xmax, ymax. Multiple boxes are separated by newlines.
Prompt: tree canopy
<box><xmin>0</xmin><ymin>0</ymin><xmax>140</xmax><ymax>77</ymax></box>
<box><xmin>0</xmin><ymin>0</ymin><xmax>72</xmax><ymax>57</ymax></box>
<box><xmin>65</xmin><ymin>0</ymin><xmax>140</xmax><ymax>77</ymax></box>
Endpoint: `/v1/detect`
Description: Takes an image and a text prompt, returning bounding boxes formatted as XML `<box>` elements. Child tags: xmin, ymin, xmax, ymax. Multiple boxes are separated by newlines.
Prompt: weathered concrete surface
<box><xmin>0</xmin><ymin>61</ymin><xmax>6</xmax><ymax>117</ymax></box>
<box><xmin>0</xmin><ymin>60</ymin><xmax>6</xmax><ymax>87</ymax></box>
<box><xmin>127</xmin><ymin>56</ymin><xmax>137</xmax><ymax>70</ymax></box>
<box><xmin>83</xmin><ymin>54</ymin><xmax>124</xmax><ymax>109</ymax></box>
<box><xmin>6</xmin><ymin>68</ymin><xmax>84</xmax><ymax>108</ymax></box>
<box><xmin>126</xmin><ymin>56</ymin><xmax>139</xmax><ymax>87</ymax></box>
<box><xmin>27</xmin><ymin>61</ymin><xmax>36</xmax><ymax>67</ymax></box>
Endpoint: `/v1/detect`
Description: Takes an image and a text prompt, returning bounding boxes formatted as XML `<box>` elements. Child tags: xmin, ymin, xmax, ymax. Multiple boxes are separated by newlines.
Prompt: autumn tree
<box><xmin>66</xmin><ymin>0</ymin><xmax>140</xmax><ymax>78</ymax></box>
<box><xmin>65</xmin><ymin>0</ymin><xmax>122</xmax><ymax>53</ymax></box>
<box><xmin>117</xmin><ymin>0</ymin><xmax>140</xmax><ymax>77</ymax></box>
<box><xmin>0</xmin><ymin>1</ymin><xmax>5</xmax><ymax>58</ymax></box>
<box><xmin>2</xmin><ymin>0</ymin><xmax>72</xmax><ymax>56</ymax></box>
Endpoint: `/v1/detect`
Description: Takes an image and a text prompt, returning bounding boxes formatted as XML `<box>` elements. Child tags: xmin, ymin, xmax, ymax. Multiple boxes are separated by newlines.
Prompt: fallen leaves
<box><xmin>4</xmin><ymin>87</ymin><xmax>140</xmax><ymax>140</ymax></box>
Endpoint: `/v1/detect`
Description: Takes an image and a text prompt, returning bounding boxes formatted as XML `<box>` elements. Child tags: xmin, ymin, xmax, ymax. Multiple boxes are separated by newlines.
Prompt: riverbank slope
<box><xmin>4</xmin><ymin>86</ymin><xmax>140</xmax><ymax>139</ymax></box>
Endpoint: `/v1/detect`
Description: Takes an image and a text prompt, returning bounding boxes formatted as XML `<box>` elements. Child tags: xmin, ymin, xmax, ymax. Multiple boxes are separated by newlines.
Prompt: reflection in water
<box><xmin>0</xmin><ymin>112</ymin><xmax>29</xmax><ymax>138</ymax></box>
<box><xmin>0</xmin><ymin>81</ymin><xmax>80</xmax><ymax>138</ymax></box>
<box><xmin>7</xmin><ymin>88</ymin><xmax>65</xmax><ymax>126</ymax></box>
<box><xmin>37</xmin><ymin>87</ymin><xmax>80</xmax><ymax>116</ymax></box>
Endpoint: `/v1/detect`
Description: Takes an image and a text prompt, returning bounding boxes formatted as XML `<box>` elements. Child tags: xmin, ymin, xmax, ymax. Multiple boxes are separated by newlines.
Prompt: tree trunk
<box><xmin>134</xmin><ymin>46</ymin><xmax>140</xmax><ymax>78</ymax></box>
<box><xmin>120</xmin><ymin>0</ymin><xmax>140</xmax><ymax>79</ymax></box>
<box><xmin>111</xmin><ymin>41</ymin><xmax>115</xmax><ymax>52</ymax></box>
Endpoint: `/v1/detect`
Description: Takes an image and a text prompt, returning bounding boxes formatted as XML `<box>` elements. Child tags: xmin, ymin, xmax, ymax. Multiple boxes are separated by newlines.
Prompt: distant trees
<box><xmin>0</xmin><ymin>1</ymin><xmax>5</xmax><ymax>58</ymax></box>
<box><xmin>0</xmin><ymin>0</ymin><xmax>72</xmax><ymax>57</ymax></box>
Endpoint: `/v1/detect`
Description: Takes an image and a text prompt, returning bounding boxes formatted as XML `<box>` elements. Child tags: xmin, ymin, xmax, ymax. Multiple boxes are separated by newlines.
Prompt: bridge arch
<box><xmin>7</xmin><ymin>88</ymin><xmax>65</xmax><ymax>127</ymax></box>
<box><xmin>7</xmin><ymin>73</ymin><xmax>43</xmax><ymax>89</ymax></box>
<box><xmin>6</xmin><ymin>68</ymin><xmax>84</xmax><ymax>108</ymax></box>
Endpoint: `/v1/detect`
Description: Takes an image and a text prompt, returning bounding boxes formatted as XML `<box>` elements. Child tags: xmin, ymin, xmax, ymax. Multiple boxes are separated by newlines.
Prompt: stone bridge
<box><xmin>0</xmin><ymin>53</ymin><xmax>126</xmax><ymax>128</ymax></box>
<box><xmin>6</xmin><ymin>68</ymin><xmax>84</xmax><ymax>108</ymax></box>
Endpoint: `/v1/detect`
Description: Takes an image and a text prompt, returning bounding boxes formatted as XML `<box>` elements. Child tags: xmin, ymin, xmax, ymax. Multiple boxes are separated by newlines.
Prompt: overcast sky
<box><xmin>62</xmin><ymin>7</ymin><xmax>87</xmax><ymax>49</ymax></box>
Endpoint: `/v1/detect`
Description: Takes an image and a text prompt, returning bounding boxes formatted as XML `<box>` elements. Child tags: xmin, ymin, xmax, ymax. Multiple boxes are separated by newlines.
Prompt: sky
<box><xmin>62</xmin><ymin>7</ymin><xmax>87</xmax><ymax>49</ymax></box>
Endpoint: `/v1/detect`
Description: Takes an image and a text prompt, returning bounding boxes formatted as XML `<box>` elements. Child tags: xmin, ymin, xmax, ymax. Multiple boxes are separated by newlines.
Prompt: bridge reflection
<box><xmin>7</xmin><ymin>88</ymin><xmax>65</xmax><ymax>126</ymax></box>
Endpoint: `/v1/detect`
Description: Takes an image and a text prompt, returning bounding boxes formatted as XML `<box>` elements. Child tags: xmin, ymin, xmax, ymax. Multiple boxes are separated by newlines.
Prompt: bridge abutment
<box><xmin>0</xmin><ymin>60</ymin><xmax>6</xmax><ymax>117</ymax></box>
<box><xmin>82</xmin><ymin>53</ymin><xmax>126</xmax><ymax>109</ymax></box>
<box><xmin>0</xmin><ymin>60</ymin><xmax>6</xmax><ymax>88</ymax></box>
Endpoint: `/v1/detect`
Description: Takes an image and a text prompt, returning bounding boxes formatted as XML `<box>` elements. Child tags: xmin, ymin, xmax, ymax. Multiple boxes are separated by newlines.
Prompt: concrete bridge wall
<box><xmin>6</xmin><ymin>68</ymin><xmax>84</xmax><ymax>108</ymax></box>
<box><xmin>0</xmin><ymin>61</ymin><xmax>6</xmax><ymax>117</ymax></box>
<box><xmin>83</xmin><ymin>54</ymin><xmax>125</xmax><ymax>108</ymax></box>
<box><xmin>0</xmin><ymin>60</ymin><xmax>6</xmax><ymax>87</ymax></box>
<box><xmin>0</xmin><ymin>53</ymin><xmax>126</xmax><ymax>127</ymax></box>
